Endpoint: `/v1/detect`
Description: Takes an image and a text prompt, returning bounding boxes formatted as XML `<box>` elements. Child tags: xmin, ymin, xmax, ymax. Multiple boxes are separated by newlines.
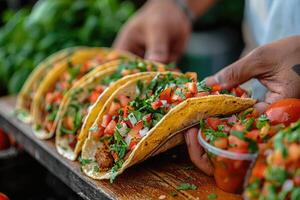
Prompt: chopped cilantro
<box><xmin>207</xmin><ymin>193</ymin><xmax>217</xmax><ymax>199</ymax></box>
<box><xmin>256</xmin><ymin>115</ymin><xmax>269</xmax><ymax>129</ymax></box>
<box><xmin>217</xmin><ymin>124</ymin><xmax>225</xmax><ymax>131</ymax></box>
<box><xmin>176</xmin><ymin>183</ymin><xmax>197</xmax><ymax>190</ymax></box>
<box><xmin>78</xmin><ymin>156</ymin><xmax>92</xmax><ymax>166</ymax></box>
<box><xmin>197</xmin><ymin>79</ymin><xmax>211</xmax><ymax>92</ymax></box>
<box><xmin>265</xmin><ymin>166</ymin><xmax>287</xmax><ymax>186</ymax></box>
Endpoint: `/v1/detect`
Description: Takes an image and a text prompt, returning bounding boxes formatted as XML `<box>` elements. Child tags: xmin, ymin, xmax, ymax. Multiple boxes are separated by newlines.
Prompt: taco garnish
<box><xmin>81</xmin><ymin>72</ymin><xmax>255</xmax><ymax>181</ymax></box>
<box><xmin>244</xmin><ymin>120</ymin><xmax>300</xmax><ymax>200</ymax></box>
<box><xmin>56</xmin><ymin>60</ymin><xmax>170</xmax><ymax>160</ymax></box>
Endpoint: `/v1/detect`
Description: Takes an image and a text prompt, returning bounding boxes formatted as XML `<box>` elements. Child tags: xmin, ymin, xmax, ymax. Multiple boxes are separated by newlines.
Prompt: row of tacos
<box><xmin>16</xmin><ymin>46</ymin><xmax>255</xmax><ymax>181</ymax></box>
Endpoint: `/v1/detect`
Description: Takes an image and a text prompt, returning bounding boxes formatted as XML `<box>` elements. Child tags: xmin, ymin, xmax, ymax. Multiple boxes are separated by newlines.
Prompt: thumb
<box><xmin>145</xmin><ymin>28</ymin><xmax>169</xmax><ymax>63</ymax></box>
<box><xmin>206</xmin><ymin>48</ymin><xmax>267</xmax><ymax>89</ymax></box>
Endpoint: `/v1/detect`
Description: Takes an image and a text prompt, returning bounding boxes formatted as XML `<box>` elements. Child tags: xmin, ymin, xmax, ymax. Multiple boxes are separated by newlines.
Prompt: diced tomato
<box><xmin>186</xmin><ymin>82</ymin><xmax>197</xmax><ymax>94</ymax></box>
<box><xmin>228</xmin><ymin>135</ymin><xmax>248</xmax><ymax>152</ymax></box>
<box><xmin>111</xmin><ymin>151</ymin><xmax>118</xmax><ymax>161</ymax></box>
<box><xmin>45</xmin><ymin>93</ymin><xmax>53</xmax><ymax>103</ymax></box>
<box><xmin>184</xmin><ymin>91</ymin><xmax>194</xmax><ymax>99</ymax></box>
<box><xmin>252</xmin><ymin>159</ymin><xmax>266</xmax><ymax>178</ymax></box>
<box><xmin>59</xmin><ymin>81</ymin><xmax>70</xmax><ymax>90</ymax></box>
<box><xmin>214</xmin><ymin>137</ymin><xmax>228</xmax><ymax>149</ymax></box>
<box><xmin>95</xmin><ymin>85</ymin><xmax>105</xmax><ymax>93</ymax></box>
<box><xmin>128</xmin><ymin>121</ymin><xmax>143</xmax><ymax>138</ymax></box>
<box><xmin>91</xmin><ymin>126</ymin><xmax>105</xmax><ymax>140</ymax></box>
<box><xmin>157</xmin><ymin>65</ymin><xmax>165</xmax><ymax>72</ymax></box>
<box><xmin>104</xmin><ymin>120</ymin><xmax>117</xmax><ymax>136</ymax></box>
<box><xmin>101</xmin><ymin>114</ymin><xmax>112</xmax><ymax>128</ymax></box>
<box><xmin>196</xmin><ymin>92</ymin><xmax>210</xmax><ymax>97</ymax></box>
<box><xmin>53</xmin><ymin>92</ymin><xmax>63</xmax><ymax>104</ymax></box>
<box><xmin>108</xmin><ymin>102</ymin><xmax>121</xmax><ymax>116</ymax></box>
<box><xmin>144</xmin><ymin>114</ymin><xmax>152</xmax><ymax>123</ymax></box>
<box><xmin>151</xmin><ymin>100</ymin><xmax>163</xmax><ymax>110</ymax></box>
<box><xmin>245</xmin><ymin>130</ymin><xmax>260</xmax><ymax>141</ymax></box>
<box><xmin>185</xmin><ymin>72</ymin><xmax>197</xmax><ymax>82</ymax></box>
<box><xmin>235</xmin><ymin>87</ymin><xmax>246</xmax><ymax>97</ymax></box>
<box><xmin>171</xmin><ymin>89</ymin><xmax>184</xmax><ymax>103</ymax></box>
<box><xmin>159</xmin><ymin>87</ymin><xmax>173</xmax><ymax>103</ymax></box>
<box><xmin>212</xmin><ymin>84</ymin><xmax>222</xmax><ymax>92</ymax></box>
<box><xmin>231</xmin><ymin>124</ymin><xmax>245</xmax><ymax>132</ymax></box>
<box><xmin>119</xmin><ymin>94</ymin><xmax>131</xmax><ymax>107</ymax></box>
<box><xmin>294</xmin><ymin>176</ymin><xmax>300</xmax><ymax>186</ymax></box>
<box><xmin>89</xmin><ymin>90</ymin><xmax>101</xmax><ymax>103</ymax></box>
<box><xmin>68</xmin><ymin>134</ymin><xmax>77</xmax><ymax>149</ymax></box>
<box><xmin>123</xmin><ymin>105</ymin><xmax>130</xmax><ymax>118</ymax></box>
<box><xmin>207</xmin><ymin>118</ymin><xmax>223</xmax><ymax>130</ymax></box>
<box><xmin>129</xmin><ymin>140</ymin><xmax>138</xmax><ymax>150</ymax></box>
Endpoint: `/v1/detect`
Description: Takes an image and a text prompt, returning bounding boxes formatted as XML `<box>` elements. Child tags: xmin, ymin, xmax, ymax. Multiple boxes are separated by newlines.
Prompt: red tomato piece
<box><xmin>0</xmin><ymin>128</ymin><xmax>10</xmax><ymax>150</ymax></box>
<box><xmin>53</xmin><ymin>92</ymin><xmax>63</xmax><ymax>104</ymax></box>
<box><xmin>89</xmin><ymin>90</ymin><xmax>101</xmax><ymax>103</ymax></box>
<box><xmin>108</xmin><ymin>101</ymin><xmax>121</xmax><ymax>116</ymax></box>
<box><xmin>231</xmin><ymin>124</ymin><xmax>245</xmax><ymax>132</ymax></box>
<box><xmin>101</xmin><ymin>114</ymin><xmax>112</xmax><ymax>128</ymax></box>
<box><xmin>119</xmin><ymin>94</ymin><xmax>131</xmax><ymax>107</ymax></box>
<box><xmin>265</xmin><ymin>98</ymin><xmax>300</xmax><ymax>126</ymax></box>
<box><xmin>245</xmin><ymin>130</ymin><xmax>260</xmax><ymax>141</ymax></box>
<box><xmin>186</xmin><ymin>82</ymin><xmax>197</xmax><ymax>94</ymax></box>
<box><xmin>0</xmin><ymin>193</ymin><xmax>9</xmax><ymax>200</ymax></box>
<box><xmin>235</xmin><ymin>87</ymin><xmax>246</xmax><ymax>97</ymax></box>
<box><xmin>144</xmin><ymin>114</ymin><xmax>152</xmax><ymax>123</ymax></box>
<box><xmin>68</xmin><ymin>134</ymin><xmax>77</xmax><ymax>149</ymax></box>
<box><xmin>128</xmin><ymin>121</ymin><xmax>143</xmax><ymax>138</ymax></box>
<box><xmin>159</xmin><ymin>87</ymin><xmax>173</xmax><ymax>103</ymax></box>
<box><xmin>228</xmin><ymin>135</ymin><xmax>249</xmax><ymax>151</ymax></box>
<box><xmin>104</xmin><ymin>120</ymin><xmax>117</xmax><ymax>136</ymax></box>
<box><xmin>214</xmin><ymin>137</ymin><xmax>228</xmax><ymax>149</ymax></box>
<box><xmin>129</xmin><ymin>140</ymin><xmax>138</xmax><ymax>150</ymax></box>
<box><xmin>212</xmin><ymin>84</ymin><xmax>222</xmax><ymax>92</ymax></box>
<box><xmin>207</xmin><ymin>118</ymin><xmax>223</xmax><ymax>130</ymax></box>
<box><xmin>91</xmin><ymin>126</ymin><xmax>105</xmax><ymax>140</ymax></box>
<box><xmin>151</xmin><ymin>100</ymin><xmax>163</xmax><ymax>110</ymax></box>
<box><xmin>252</xmin><ymin>159</ymin><xmax>267</xmax><ymax>178</ymax></box>
<box><xmin>123</xmin><ymin>105</ymin><xmax>130</xmax><ymax>118</ymax></box>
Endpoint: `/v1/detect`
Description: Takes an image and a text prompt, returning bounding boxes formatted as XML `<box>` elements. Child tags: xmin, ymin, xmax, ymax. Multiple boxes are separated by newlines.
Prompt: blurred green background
<box><xmin>0</xmin><ymin>0</ymin><xmax>244</xmax><ymax>95</ymax></box>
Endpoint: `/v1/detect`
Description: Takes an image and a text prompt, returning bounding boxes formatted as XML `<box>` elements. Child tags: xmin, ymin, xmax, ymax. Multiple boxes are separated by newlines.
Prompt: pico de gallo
<box><xmin>244</xmin><ymin>120</ymin><xmax>300</xmax><ymax>200</ymax></box>
<box><xmin>199</xmin><ymin>108</ymin><xmax>285</xmax><ymax>193</ymax></box>
<box><xmin>39</xmin><ymin>51</ymin><xmax>123</xmax><ymax>133</ymax></box>
<box><xmin>88</xmin><ymin>73</ymin><xmax>250</xmax><ymax>181</ymax></box>
<box><xmin>59</xmin><ymin>60</ymin><xmax>169</xmax><ymax>150</ymax></box>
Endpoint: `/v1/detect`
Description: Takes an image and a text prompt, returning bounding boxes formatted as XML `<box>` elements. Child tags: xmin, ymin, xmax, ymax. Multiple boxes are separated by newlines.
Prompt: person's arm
<box><xmin>113</xmin><ymin>0</ymin><xmax>217</xmax><ymax>63</ymax></box>
<box><xmin>185</xmin><ymin>35</ymin><xmax>300</xmax><ymax>175</ymax></box>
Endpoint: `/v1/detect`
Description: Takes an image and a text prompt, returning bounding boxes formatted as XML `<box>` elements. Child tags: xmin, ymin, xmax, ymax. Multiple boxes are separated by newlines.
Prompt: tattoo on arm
<box><xmin>292</xmin><ymin>64</ymin><xmax>300</xmax><ymax>76</ymax></box>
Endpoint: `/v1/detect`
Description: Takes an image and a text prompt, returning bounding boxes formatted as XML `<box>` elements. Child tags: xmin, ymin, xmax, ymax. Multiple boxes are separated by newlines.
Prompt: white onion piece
<box><xmin>125</xmin><ymin>135</ymin><xmax>133</xmax><ymax>145</ymax></box>
<box><xmin>139</xmin><ymin>127</ymin><xmax>149</xmax><ymax>137</ymax></box>
<box><xmin>116</xmin><ymin>123</ymin><xmax>128</xmax><ymax>137</ymax></box>
<box><xmin>282</xmin><ymin>180</ymin><xmax>294</xmax><ymax>191</ymax></box>
<box><xmin>128</xmin><ymin>113</ymin><xmax>137</xmax><ymax>125</ymax></box>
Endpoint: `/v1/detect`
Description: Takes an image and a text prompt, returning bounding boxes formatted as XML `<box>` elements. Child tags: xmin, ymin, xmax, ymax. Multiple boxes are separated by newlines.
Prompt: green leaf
<box><xmin>256</xmin><ymin>114</ymin><xmax>269</xmax><ymax>129</ymax></box>
<box><xmin>176</xmin><ymin>183</ymin><xmax>197</xmax><ymax>191</ymax></box>
<box><xmin>78</xmin><ymin>156</ymin><xmax>92</xmax><ymax>166</ymax></box>
<box><xmin>231</xmin><ymin>130</ymin><xmax>245</xmax><ymax>140</ymax></box>
<box><xmin>207</xmin><ymin>193</ymin><xmax>217</xmax><ymax>199</ymax></box>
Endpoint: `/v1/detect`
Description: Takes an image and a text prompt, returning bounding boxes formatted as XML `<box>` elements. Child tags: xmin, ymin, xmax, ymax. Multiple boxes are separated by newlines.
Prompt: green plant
<box><xmin>0</xmin><ymin>0</ymin><xmax>135</xmax><ymax>94</ymax></box>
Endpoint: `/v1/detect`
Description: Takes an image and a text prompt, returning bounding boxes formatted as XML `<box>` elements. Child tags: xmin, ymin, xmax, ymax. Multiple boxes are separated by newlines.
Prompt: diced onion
<box><xmin>125</xmin><ymin>135</ymin><xmax>133</xmax><ymax>145</ymax></box>
<box><xmin>161</xmin><ymin>100</ymin><xmax>168</xmax><ymax>107</ymax></box>
<box><xmin>282</xmin><ymin>180</ymin><xmax>294</xmax><ymax>191</ymax></box>
<box><xmin>139</xmin><ymin>127</ymin><xmax>149</xmax><ymax>137</ymax></box>
<box><xmin>87</xmin><ymin>105</ymin><xmax>93</xmax><ymax>112</ymax></box>
<box><xmin>128</xmin><ymin>113</ymin><xmax>137</xmax><ymax>125</ymax></box>
<box><xmin>116</xmin><ymin>123</ymin><xmax>128</xmax><ymax>137</ymax></box>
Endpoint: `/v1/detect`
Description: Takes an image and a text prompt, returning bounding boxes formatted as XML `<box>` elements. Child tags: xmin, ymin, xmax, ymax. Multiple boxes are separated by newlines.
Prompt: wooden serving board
<box><xmin>0</xmin><ymin>96</ymin><xmax>242</xmax><ymax>200</ymax></box>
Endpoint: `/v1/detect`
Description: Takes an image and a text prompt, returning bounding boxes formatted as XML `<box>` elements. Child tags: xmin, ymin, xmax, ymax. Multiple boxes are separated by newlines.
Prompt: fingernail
<box><xmin>205</xmin><ymin>76</ymin><xmax>218</xmax><ymax>86</ymax></box>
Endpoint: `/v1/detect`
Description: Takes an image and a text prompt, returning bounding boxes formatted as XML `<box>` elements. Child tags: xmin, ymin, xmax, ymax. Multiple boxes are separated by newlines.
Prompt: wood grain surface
<box><xmin>0</xmin><ymin>96</ymin><xmax>242</xmax><ymax>200</ymax></box>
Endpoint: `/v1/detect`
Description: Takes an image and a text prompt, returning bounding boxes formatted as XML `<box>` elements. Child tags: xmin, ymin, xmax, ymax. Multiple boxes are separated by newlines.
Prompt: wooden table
<box><xmin>0</xmin><ymin>96</ymin><xmax>242</xmax><ymax>200</ymax></box>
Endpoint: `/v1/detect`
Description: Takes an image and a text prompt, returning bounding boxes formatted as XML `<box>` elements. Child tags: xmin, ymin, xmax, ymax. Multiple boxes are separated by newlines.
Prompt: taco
<box><xmin>244</xmin><ymin>120</ymin><xmax>300</xmax><ymax>200</ymax></box>
<box><xmin>31</xmin><ymin>48</ymin><xmax>135</xmax><ymax>139</ymax></box>
<box><xmin>55</xmin><ymin>60</ymin><xmax>169</xmax><ymax>160</ymax></box>
<box><xmin>80</xmin><ymin>72</ymin><xmax>255</xmax><ymax>181</ymax></box>
<box><xmin>16</xmin><ymin>46</ymin><xmax>81</xmax><ymax>123</ymax></box>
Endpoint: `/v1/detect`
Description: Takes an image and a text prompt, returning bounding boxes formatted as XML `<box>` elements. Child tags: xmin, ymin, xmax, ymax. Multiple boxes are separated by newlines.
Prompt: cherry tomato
<box><xmin>119</xmin><ymin>94</ymin><xmax>130</xmax><ymax>107</ymax></box>
<box><xmin>159</xmin><ymin>87</ymin><xmax>173</xmax><ymax>103</ymax></box>
<box><xmin>108</xmin><ymin>102</ymin><xmax>121</xmax><ymax>116</ymax></box>
<box><xmin>104</xmin><ymin>120</ymin><xmax>117</xmax><ymax>136</ymax></box>
<box><xmin>0</xmin><ymin>129</ymin><xmax>10</xmax><ymax>150</ymax></box>
<box><xmin>0</xmin><ymin>193</ymin><xmax>9</xmax><ymax>200</ymax></box>
<box><xmin>207</xmin><ymin>118</ymin><xmax>223</xmax><ymax>130</ymax></box>
<box><xmin>151</xmin><ymin>100</ymin><xmax>163</xmax><ymax>110</ymax></box>
<box><xmin>265</xmin><ymin>98</ymin><xmax>300</xmax><ymax>126</ymax></box>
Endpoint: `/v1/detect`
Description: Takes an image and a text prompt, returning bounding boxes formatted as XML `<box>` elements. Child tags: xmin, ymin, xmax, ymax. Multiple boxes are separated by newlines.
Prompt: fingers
<box><xmin>184</xmin><ymin>128</ymin><xmax>214</xmax><ymax>176</ymax></box>
<box><xmin>206</xmin><ymin>47</ymin><xmax>270</xmax><ymax>89</ymax></box>
<box><xmin>145</xmin><ymin>27</ymin><xmax>169</xmax><ymax>63</ymax></box>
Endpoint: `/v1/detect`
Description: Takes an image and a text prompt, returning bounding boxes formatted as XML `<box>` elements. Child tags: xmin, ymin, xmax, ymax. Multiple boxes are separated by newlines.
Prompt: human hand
<box><xmin>113</xmin><ymin>0</ymin><xmax>191</xmax><ymax>63</ymax></box>
<box><xmin>206</xmin><ymin>36</ymin><xmax>300</xmax><ymax>112</ymax></box>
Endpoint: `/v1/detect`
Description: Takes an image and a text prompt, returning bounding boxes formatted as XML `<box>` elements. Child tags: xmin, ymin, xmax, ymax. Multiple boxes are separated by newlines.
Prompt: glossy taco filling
<box><xmin>39</xmin><ymin>51</ymin><xmax>122</xmax><ymax>132</ymax></box>
<box><xmin>244</xmin><ymin>120</ymin><xmax>300</xmax><ymax>200</ymax></box>
<box><xmin>89</xmin><ymin>73</ymin><xmax>249</xmax><ymax>179</ymax></box>
<box><xmin>59</xmin><ymin>60</ymin><xmax>168</xmax><ymax>150</ymax></box>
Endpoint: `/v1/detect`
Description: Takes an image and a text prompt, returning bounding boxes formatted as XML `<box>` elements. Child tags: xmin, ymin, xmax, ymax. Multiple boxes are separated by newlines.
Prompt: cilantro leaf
<box><xmin>176</xmin><ymin>183</ymin><xmax>197</xmax><ymax>190</ymax></box>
